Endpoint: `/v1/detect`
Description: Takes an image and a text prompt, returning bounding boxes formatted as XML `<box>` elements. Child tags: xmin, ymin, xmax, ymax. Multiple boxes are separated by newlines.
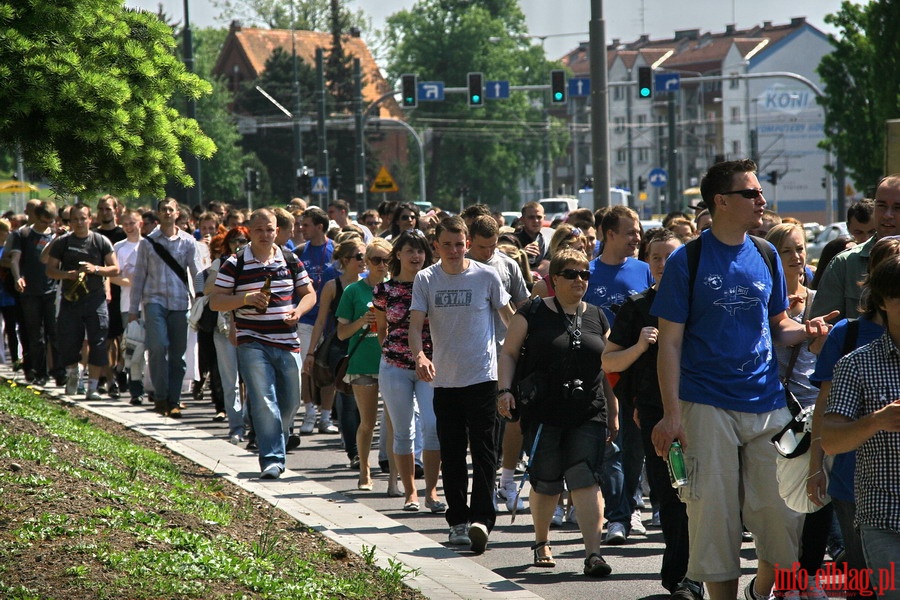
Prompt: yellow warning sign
<box><xmin>369</xmin><ymin>166</ymin><xmax>399</xmax><ymax>193</ymax></box>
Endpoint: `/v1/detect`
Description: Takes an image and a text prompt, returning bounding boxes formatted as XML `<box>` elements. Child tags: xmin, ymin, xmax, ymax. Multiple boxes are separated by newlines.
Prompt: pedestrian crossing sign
<box><xmin>311</xmin><ymin>176</ymin><xmax>329</xmax><ymax>195</ymax></box>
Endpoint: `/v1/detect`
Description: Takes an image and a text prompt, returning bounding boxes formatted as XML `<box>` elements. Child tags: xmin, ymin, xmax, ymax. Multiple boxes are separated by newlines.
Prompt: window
<box><xmin>732</xmin><ymin>140</ymin><xmax>741</xmax><ymax>155</ymax></box>
<box><xmin>614</xmin><ymin>117</ymin><xmax>625</xmax><ymax>133</ymax></box>
<box><xmin>637</xmin><ymin>114</ymin><xmax>646</xmax><ymax>127</ymax></box>
<box><xmin>638</xmin><ymin>147</ymin><xmax>649</xmax><ymax>163</ymax></box>
<box><xmin>731</xmin><ymin>106</ymin><xmax>741</xmax><ymax>123</ymax></box>
<box><xmin>729</xmin><ymin>72</ymin><xmax>740</xmax><ymax>89</ymax></box>
<box><xmin>616</xmin><ymin>149</ymin><xmax>627</xmax><ymax>164</ymax></box>
<box><xmin>613</xmin><ymin>85</ymin><xmax>624</xmax><ymax>101</ymax></box>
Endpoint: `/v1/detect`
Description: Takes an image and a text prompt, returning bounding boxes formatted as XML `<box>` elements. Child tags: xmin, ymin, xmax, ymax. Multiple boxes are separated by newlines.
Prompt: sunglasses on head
<box><xmin>721</xmin><ymin>188</ymin><xmax>764</xmax><ymax>199</ymax></box>
<box><xmin>368</xmin><ymin>255</ymin><xmax>388</xmax><ymax>265</ymax></box>
<box><xmin>558</xmin><ymin>269</ymin><xmax>591</xmax><ymax>281</ymax></box>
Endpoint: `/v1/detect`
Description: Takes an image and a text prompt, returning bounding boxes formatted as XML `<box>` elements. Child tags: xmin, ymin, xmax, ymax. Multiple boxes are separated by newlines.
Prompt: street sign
<box><xmin>311</xmin><ymin>176</ymin><xmax>329</xmax><ymax>195</ymax></box>
<box><xmin>648</xmin><ymin>168</ymin><xmax>668</xmax><ymax>188</ymax></box>
<box><xmin>654</xmin><ymin>72</ymin><xmax>680</xmax><ymax>92</ymax></box>
<box><xmin>485</xmin><ymin>80</ymin><xmax>510</xmax><ymax>100</ymax></box>
<box><xmin>369</xmin><ymin>166</ymin><xmax>399</xmax><ymax>194</ymax></box>
<box><xmin>417</xmin><ymin>82</ymin><xmax>444</xmax><ymax>101</ymax></box>
<box><xmin>568</xmin><ymin>77</ymin><xmax>591</xmax><ymax>97</ymax></box>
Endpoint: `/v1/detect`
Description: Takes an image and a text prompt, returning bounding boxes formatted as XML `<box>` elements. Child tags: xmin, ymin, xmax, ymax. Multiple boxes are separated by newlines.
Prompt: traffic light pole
<box><xmin>589</xmin><ymin>0</ymin><xmax>611</xmax><ymax>209</ymax></box>
<box><xmin>316</xmin><ymin>49</ymin><xmax>329</xmax><ymax>190</ymax></box>
<box><xmin>353</xmin><ymin>58</ymin><xmax>366</xmax><ymax>211</ymax></box>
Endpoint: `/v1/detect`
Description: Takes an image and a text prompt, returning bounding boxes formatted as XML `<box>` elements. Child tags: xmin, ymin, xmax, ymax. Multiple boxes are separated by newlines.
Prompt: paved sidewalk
<box><xmin>5</xmin><ymin>366</ymin><xmax>539</xmax><ymax>600</ymax></box>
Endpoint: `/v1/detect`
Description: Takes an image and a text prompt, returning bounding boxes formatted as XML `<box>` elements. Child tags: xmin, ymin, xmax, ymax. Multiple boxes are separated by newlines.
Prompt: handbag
<box><xmin>312</xmin><ymin>331</ymin><xmax>337</xmax><ymax>389</ymax></box>
<box><xmin>189</xmin><ymin>295</ymin><xmax>218</xmax><ymax>332</ymax></box>
<box><xmin>333</xmin><ymin>327</ymin><xmax>368</xmax><ymax>394</ymax></box>
<box><xmin>776</xmin><ymin>453</ymin><xmax>833</xmax><ymax>513</ymax></box>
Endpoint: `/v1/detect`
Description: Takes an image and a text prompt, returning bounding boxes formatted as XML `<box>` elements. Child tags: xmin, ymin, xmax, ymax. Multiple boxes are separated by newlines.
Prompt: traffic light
<box><xmin>297</xmin><ymin>167</ymin><xmax>311</xmax><ymax>196</ymax></box>
<box><xmin>247</xmin><ymin>169</ymin><xmax>259</xmax><ymax>192</ymax></box>
<box><xmin>769</xmin><ymin>170</ymin><xmax>779</xmax><ymax>186</ymax></box>
<box><xmin>550</xmin><ymin>69</ymin><xmax>566</xmax><ymax>104</ymax></box>
<box><xmin>400</xmin><ymin>74</ymin><xmax>417</xmax><ymax>109</ymax></box>
<box><xmin>637</xmin><ymin>66</ymin><xmax>653</xmax><ymax>99</ymax></box>
<box><xmin>332</xmin><ymin>167</ymin><xmax>342</xmax><ymax>192</ymax></box>
<box><xmin>467</xmin><ymin>72</ymin><xmax>484</xmax><ymax>107</ymax></box>
<box><xmin>638</xmin><ymin>176</ymin><xmax>647</xmax><ymax>191</ymax></box>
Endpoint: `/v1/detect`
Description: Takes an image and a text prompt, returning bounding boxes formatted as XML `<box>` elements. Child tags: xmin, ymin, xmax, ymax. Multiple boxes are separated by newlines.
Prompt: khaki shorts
<box><xmin>679</xmin><ymin>401</ymin><xmax>802</xmax><ymax>582</ymax></box>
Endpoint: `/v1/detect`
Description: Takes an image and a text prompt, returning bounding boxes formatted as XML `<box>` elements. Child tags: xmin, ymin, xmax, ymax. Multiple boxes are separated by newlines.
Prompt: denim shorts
<box><xmin>526</xmin><ymin>420</ymin><xmax>607</xmax><ymax>496</ymax></box>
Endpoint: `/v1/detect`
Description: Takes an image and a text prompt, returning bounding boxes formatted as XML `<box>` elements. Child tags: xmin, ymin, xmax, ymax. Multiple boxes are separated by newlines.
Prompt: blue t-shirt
<box><xmin>298</xmin><ymin>240</ymin><xmax>335</xmax><ymax>326</ymax></box>
<box><xmin>811</xmin><ymin>316</ymin><xmax>884</xmax><ymax>502</ymax></box>
<box><xmin>651</xmin><ymin>230</ymin><xmax>788</xmax><ymax>413</ymax></box>
<box><xmin>584</xmin><ymin>256</ymin><xmax>653</xmax><ymax>327</ymax></box>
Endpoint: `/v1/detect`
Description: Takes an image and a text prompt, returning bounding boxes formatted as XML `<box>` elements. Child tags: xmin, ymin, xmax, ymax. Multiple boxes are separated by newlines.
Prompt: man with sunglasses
<box><xmin>583</xmin><ymin>205</ymin><xmax>653</xmax><ymax>546</ymax></box>
<box><xmin>812</xmin><ymin>175</ymin><xmax>900</xmax><ymax>320</ymax></box>
<box><xmin>650</xmin><ymin>159</ymin><xmax>836</xmax><ymax>600</ymax></box>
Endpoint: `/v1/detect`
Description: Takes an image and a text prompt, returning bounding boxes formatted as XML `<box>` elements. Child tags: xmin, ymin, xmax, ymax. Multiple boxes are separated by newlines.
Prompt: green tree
<box><xmin>0</xmin><ymin>0</ymin><xmax>215</xmax><ymax>196</ymax></box>
<box><xmin>818</xmin><ymin>0</ymin><xmax>900</xmax><ymax>190</ymax></box>
<box><xmin>211</xmin><ymin>0</ymin><xmax>369</xmax><ymax>33</ymax></box>
<box><xmin>382</xmin><ymin>0</ymin><xmax>568</xmax><ymax>207</ymax></box>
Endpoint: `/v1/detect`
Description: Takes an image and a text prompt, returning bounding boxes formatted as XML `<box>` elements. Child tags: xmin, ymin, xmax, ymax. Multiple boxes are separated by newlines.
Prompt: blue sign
<box><xmin>654</xmin><ymin>72</ymin><xmax>680</xmax><ymax>92</ymax></box>
<box><xmin>311</xmin><ymin>176</ymin><xmax>329</xmax><ymax>195</ymax></box>
<box><xmin>648</xmin><ymin>168</ymin><xmax>668</xmax><ymax>188</ymax></box>
<box><xmin>417</xmin><ymin>81</ymin><xmax>444</xmax><ymax>101</ymax></box>
<box><xmin>568</xmin><ymin>77</ymin><xmax>591</xmax><ymax>97</ymax></box>
<box><xmin>485</xmin><ymin>80</ymin><xmax>510</xmax><ymax>99</ymax></box>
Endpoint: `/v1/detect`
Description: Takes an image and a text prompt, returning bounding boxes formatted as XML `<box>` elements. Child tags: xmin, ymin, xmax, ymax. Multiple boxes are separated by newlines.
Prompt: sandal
<box><xmin>583</xmin><ymin>552</ymin><xmax>612</xmax><ymax>577</ymax></box>
<box><xmin>531</xmin><ymin>541</ymin><xmax>555</xmax><ymax>568</ymax></box>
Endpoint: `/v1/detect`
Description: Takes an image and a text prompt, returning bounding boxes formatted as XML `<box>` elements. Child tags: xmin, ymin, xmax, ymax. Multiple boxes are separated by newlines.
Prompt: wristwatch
<box><xmin>498</xmin><ymin>388</ymin><xmax>513</xmax><ymax>396</ymax></box>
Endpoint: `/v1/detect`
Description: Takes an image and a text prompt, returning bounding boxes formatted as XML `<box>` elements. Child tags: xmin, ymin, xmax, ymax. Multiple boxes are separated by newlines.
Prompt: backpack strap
<box><xmin>841</xmin><ymin>318</ymin><xmax>860</xmax><ymax>356</ymax></box>
<box><xmin>686</xmin><ymin>233</ymin><xmax>778</xmax><ymax>308</ymax></box>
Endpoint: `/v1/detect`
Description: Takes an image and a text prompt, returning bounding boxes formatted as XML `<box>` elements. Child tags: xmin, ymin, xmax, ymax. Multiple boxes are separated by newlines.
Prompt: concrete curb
<box><xmin>6</xmin><ymin>369</ymin><xmax>541</xmax><ymax>600</ymax></box>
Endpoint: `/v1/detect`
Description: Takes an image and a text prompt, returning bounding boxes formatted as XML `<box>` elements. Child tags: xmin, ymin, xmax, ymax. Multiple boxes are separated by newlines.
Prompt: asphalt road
<box><xmin>167</xmin><ymin>390</ymin><xmax>764</xmax><ymax>600</ymax></box>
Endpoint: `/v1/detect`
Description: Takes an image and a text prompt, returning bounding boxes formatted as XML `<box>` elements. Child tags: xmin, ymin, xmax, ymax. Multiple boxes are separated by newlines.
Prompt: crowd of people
<box><xmin>4</xmin><ymin>159</ymin><xmax>900</xmax><ymax>600</ymax></box>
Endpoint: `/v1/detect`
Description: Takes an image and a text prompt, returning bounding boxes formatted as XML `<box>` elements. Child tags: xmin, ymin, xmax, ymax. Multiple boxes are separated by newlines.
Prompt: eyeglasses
<box><xmin>399</xmin><ymin>214</ymin><xmax>416</xmax><ymax>221</ymax></box>
<box><xmin>557</xmin><ymin>269</ymin><xmax>591</xmax><ymax>281</ymax></box>
<box><xmin>231</xmin><ymin>238</ymin><xmax>248</xmax><ymax>244</ymax></box>
<box><xmin>721</xmin><ymin>188</ymin><xmax>764</xmax><ymax>200</ymax></box>
<box><xmin>364</xmin><ymin>221</ymin><xmax>380</xmax><ymax>228</ymax></box>
<box><xmin>368</xmin><ymin>255</ymin><xmax>388</xmax><ymax>266</ymax></box>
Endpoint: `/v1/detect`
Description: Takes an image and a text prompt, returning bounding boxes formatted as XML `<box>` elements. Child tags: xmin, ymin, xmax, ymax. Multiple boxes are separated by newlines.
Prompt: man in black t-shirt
<box><xmin>7</xmin><ymin>201</ymin><xmax>60</xmax><ymax>386</ymax></box>
<box><xmin>95</xmin><ymin>195</ymin><xmax>127</xmax><ymax>397</ymax></box>
<box><xmin>46</xmin><ymin>203</ymin><xmax>119</xmax><ymax>400</ymax></box>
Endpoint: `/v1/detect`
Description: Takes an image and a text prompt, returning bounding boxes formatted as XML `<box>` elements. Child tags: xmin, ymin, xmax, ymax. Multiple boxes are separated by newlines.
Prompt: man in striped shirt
<box><xmin>210</xmin><ymin>209</ymin><xmax>316</xmax><ymax>479</ymax></box>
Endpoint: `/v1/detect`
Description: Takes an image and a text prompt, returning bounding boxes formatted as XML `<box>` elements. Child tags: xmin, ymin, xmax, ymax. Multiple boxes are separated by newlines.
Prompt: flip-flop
<box><xmin>403</xmin><ymin>501</ymin><xmax>420</xmax><ymax>512</ymax></box>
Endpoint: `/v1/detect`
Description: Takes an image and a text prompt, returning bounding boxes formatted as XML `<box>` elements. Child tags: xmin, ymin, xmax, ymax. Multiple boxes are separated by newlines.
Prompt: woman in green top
<box><xmin>336</xmin><ymin>238</ymin><xmax>392</xmax><ymax>491</ymax></box>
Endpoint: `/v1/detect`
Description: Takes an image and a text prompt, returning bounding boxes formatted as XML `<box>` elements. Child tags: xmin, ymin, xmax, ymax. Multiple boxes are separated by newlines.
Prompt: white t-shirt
<box><xmin>411</xmin><ymin>260</ymin><xmax>510</xmax><ymax>388</ymax></box>
<box><xmin>114</xmin><ymin>238</ymin><xmax>140</xmax><ymax>314</ymax></box>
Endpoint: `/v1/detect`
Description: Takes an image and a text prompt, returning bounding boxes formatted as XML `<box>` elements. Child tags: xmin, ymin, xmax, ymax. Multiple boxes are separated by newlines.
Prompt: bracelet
<box><xmin>806</xmin><ymin>470</ymin><xmax>822</xmax><ymax>480</ymax></box>
<box><xmin>243</xmin><ymin>292</ymin><xmax>250</xmax><ymax>305</ymax></box>
<box><xmin>498</xmin><ymin>388</ymin><xmax>513</xmax><ymax>396</ymax></box>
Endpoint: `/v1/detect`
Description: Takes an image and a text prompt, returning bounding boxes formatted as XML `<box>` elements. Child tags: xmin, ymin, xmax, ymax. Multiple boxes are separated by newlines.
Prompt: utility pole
<box><xmin>183</xmin><ymin>0</ymin><xmax>201</xmax><ymax>206</ymax></box>
<box><xmin>290</xmin><ymin>0</ymin><xmax>305</xmax><ymax>195</ymax></box>
<box><xmin>353</xmin><ymin>58</ymin><xmax>366</xmax><ymax>211</ymax></box>
<box><xmin>316</xmin><ymin>48</ymin><xmax>328</xmax><ymax>186</ymax></box>
<box><xmin>589</xmin><ymin>0</ymin><xmax>611</xmax><ymax>208</ymax></box>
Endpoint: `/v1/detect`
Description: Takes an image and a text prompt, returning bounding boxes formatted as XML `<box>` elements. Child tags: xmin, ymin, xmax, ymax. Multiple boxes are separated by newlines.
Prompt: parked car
<box><xmin>806</xmin><ymin>221</ymin><xmax>848</xmax><ymax>262</ymax></box>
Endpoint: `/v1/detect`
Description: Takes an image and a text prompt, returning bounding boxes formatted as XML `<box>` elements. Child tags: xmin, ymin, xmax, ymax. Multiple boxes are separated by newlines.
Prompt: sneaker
<box><xmin>469</xmin><ymin>522</ymin><xmax>489</xmax><ymax>554</ymax></box>
<box><xmin>743</xmin><ymin>577</ymin><xmax>775</xmax><ymax>600</ymax></box>
<box><xmin>260</xmin><ymin>464</ymin><xmax>282</xmax><ymax>480</ymax></box>
<box><xmin>85</xmin><ymin>389</ymin><xmax>102</xmax><ymax>401</ymax></box>
<box><xmin>448</xmin><ymin>523</ymin><xmax>470</xmax><ymax>545</ymax></box>
<box><xmin>33</xmin><ymin>376</ymin><xmax>49</xmax><ymax>387</ymax></box>
<box><xmin>550</xmin><ymin>505</ymin><xmax>565</xmax><ymax>528</ymax></box>
<box><xmin>497</xmin><ymin>480</ymin><xmax>525</xmax><ymax>512</ymax></box>
<box><xmin>318</xmin><ymin>418</ymin><xmax>339</xmax><ymax>434</ymax></box>
<box><xmin>670</xmin><ymin>578</ymin><xmax>704</xmax><ymax>600</ymax></box>
<box><xmin>566</xmin><ymin>505</ymin><xmax>578</xmax><ymax>525</ymax></box>
<box><xmin>649</xmin><ymin>511</ymin><xmax>662</xmax><ymax>528</ymax></box>
<box><xmin>631</xmin><ymin>509</ymin><xmax>647</xmax><ymax>535</ymax></box>
<box><xmin>603</xmin><ymin>521</ymin><xmax>627</xmax><ymax>545</ymax></box>
<box><xmin>286</xmin><ymin>434</ymin><xmax>302</xmax><ymax>451</ymax></box>
<box><xmin>299</xmin><ymin>411</ymin><xmax>317</xmax><ymax>435</ymax></box>
<box><xmin>107</xmin><ymin>383</ymin><xmax>120</xmax><ymax>399</ymax></box>
<box><xmin>246</xmin><ymin>438</ymin><xmax>258</xmax><ymax>451</ymax></box>
<box><xmin>348</xmin><ymin>455</ymin><xmax>361</xmax><ymax>469</ymax></box>
<box><xmin>228</xmin><ymin>434</ymin><xmax>244</xmax><ymax>445</ymax></box>
<box><xmin>414</xmin><ymin>463</ymin><xmax>424</xmax><ymax>479</ymax></box>
<box><xmin>65</xmin><ymin>368</ymin><xmax>79</xmax><ymax>396</ymax></box>
<box><xmin>212</xmin><ymin>411</ymin><xmax>226</xmax><ymax>422</ymax></box>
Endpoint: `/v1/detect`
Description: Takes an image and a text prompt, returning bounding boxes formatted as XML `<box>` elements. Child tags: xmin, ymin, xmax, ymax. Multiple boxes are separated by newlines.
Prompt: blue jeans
<box><xmin>379</xmin><ymin>359</ymin><xmax>438</xmax><ymax>455</ymax></box>
<box><xmin>237</xmin><ymin>341</ymin><xmax>301</xmax><ymax>471</ymax></box>
<box><xmin>336</xmin><ymin>391</ymin><xmax>360</xmax><ymax>460</ymax></box>
<box><xmin>143</xmin><ymin>302</ymin><xmax>188</xmax><ymax>410</ymax></box>
<box><xmin>214</xmin><ymin>330</ymin><xmax>245</xmax><ymax>439</ymax></box>
<box><xmin>860</xmin><ymin>525</ymin><xmax>900</xmax><ymax>600</ymax></box>
<box><xmin>599</xmin><ymin>412</ymin><xmax>644</xmax><ymax>528</ymax></box>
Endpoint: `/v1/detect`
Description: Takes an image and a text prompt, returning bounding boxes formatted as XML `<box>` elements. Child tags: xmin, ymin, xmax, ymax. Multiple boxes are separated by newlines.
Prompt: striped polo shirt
<box><xmin>215</xmin><ymin>244</ymin><xmax>310</xmax><ymax>352</ymax></box>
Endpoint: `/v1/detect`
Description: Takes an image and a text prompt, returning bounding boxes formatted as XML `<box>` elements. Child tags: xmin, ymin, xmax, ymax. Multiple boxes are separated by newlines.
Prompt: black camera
<box><xmin>562</xmin><ymin>379</ymin><xmax>586</xmax><ymax>402</ymax></box>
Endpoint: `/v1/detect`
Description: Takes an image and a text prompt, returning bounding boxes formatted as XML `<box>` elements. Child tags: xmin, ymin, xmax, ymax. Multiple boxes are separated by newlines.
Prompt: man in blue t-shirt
<box><xmin>584</xmin><ymin>206</ymin><xmax>653</xmax><ymax>546</ymax></box>
<box><xmin>291</xmin><ymin>207</ymin><xmax>338</xmax><ymax>435</ymax></box>
<box><xmin>650</xmin><ymin>159</ymin><xmax>835</xmax><ymax>600</ymax></box>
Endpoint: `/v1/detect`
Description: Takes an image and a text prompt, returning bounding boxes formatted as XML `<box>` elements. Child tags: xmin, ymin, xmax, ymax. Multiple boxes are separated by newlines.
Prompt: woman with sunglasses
<box><xmin>498</xmin><ymin>248</ymin><xmax>617</xmax><ymax>578</ymax></box>
<box><xmin>304</xmin><ymin>237</ymin><xmax>366</xmax><ymax>467</ymax></box>
<box><xmin>336</xmin><ymin>238</ymin><xmax>395</xmax><ymax>492</ymax></box>
<box><xmin>387</xmin><ymin>203</ymin><xmax>420</xmax><ymax>240</ymax></box>
<box><xmin>372</xmin><ymin>230</ymin><xmax>445</xmax><ymax>512</ymax></box>
<box><xmin>202</xmin><ymin>226</ymin><xmax>250</xmax><ymax>443</ymax></box>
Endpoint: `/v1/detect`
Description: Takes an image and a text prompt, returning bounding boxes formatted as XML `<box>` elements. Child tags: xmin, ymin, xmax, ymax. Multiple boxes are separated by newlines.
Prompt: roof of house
<box><xmin>562</xmin><ymin>17</ymin><xmax>815</xmax><ymax>75</ymax></box>
<box><xmin>213</xmin><ymin>23</ymin><xmax>400</xmax><ymax>118</ymax></box>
